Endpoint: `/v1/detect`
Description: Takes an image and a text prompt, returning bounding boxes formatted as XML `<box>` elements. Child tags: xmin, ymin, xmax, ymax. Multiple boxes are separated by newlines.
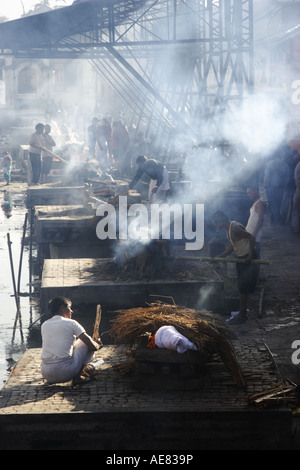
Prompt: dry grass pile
<box><xmin>110</xmin><ymin>302</ymin><xmax>226</xmax><ymax>353</ymax></box>
<box><xmin>109</xmin><ymin>302</ymin><xmax>246</xmax><ymax>388</ymax></box>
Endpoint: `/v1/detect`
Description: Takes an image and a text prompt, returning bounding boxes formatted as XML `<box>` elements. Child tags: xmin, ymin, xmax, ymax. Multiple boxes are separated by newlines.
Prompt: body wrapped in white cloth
<box><xmin>154</xmin><ymin>325</ymin><xmax>197</xmax><ymax>354</ymax></box>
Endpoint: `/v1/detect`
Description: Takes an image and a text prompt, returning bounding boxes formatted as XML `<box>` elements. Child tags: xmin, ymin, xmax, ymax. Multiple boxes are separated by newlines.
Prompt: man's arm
<box><xmin>252</xmin><ymin>200</ymin><xmax>265</xmax><ymax>237</ymax></box>
<box><xmin>218</xmin><ymin>244</ymin><xmax>234</xmax><ymax>257</ymax></box>
<box><xmin>128</xmin><ymin>167</ymin><xmax>144</xmax><ymax>189</ymax></box>
<box><xmin>232</xmin><ymin>225</ymin><xmax>255</xmax><ymax>260</ymax></box>
<box><xmin>78</xmin><ymin>332</ymin><xmax>102</xmax><ymax>351</ymax></box>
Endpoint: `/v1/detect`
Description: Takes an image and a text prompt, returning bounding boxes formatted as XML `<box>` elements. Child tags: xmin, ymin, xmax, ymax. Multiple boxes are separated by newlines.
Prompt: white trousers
<box><xmin>41</xmin><ymin>339</ymin><xmax>94</xmax><ymax>384</ymax></box>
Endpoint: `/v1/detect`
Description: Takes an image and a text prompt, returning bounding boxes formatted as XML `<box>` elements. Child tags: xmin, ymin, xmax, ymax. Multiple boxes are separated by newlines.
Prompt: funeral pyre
<box><xmin>108</xmin><ymin>302</ymin><xmax>246</xmax><ymax>388</ymax></box>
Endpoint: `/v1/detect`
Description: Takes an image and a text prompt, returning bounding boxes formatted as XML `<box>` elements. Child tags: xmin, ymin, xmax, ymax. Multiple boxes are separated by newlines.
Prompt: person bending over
<box><xmin>212</xmin><ymin>210</ymin><xmax>258</xmax><ymax>324</ymax></box>
<box><xmin>129</xmin><ymin>155</ymin><xmax>170</xmax><ymax>202</ymax></box>
<box><xmin>41</xmin><ymin>296</ymin><xmax>102</xmax><ymax>385</ymax></box>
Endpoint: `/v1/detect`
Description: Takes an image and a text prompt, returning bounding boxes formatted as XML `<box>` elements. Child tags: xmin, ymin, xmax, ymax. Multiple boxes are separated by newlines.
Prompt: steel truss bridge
<box><xmin>0</xmin><ymin>0</ymin><xmax>254</xmax><ymax>154</ymax></box>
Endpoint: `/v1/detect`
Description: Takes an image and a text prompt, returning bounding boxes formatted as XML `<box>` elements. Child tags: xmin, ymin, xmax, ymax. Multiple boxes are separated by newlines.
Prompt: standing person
<box><xmin>102</xmin><ymin>118</ymin><xmax>112</xmax><ymax>162</ymax></box>
<box><xmin>40</xmin><ymin>124</ymin><xmax>56</xmax><ymax>183</ymax></box>
<box><xmin>41</xmin><ymin>296</ymin><xmax>102</xmax><ymax>385</ymax></box>
<box><xmin>129</xmin><ymin>155</ymin><xmax>170</xmax><ymax>203</ymax></box>
<box><xmin>291</xmin><ymin>160</ymin><xmax>300</xmax><ymax>234</ymax></box>
<box><xmin>212</xmin><ymin>210</ymin><xmax>258</xmax><ymax>325</ymax></box>
<box><xmin>245</xmin><ymin>186</ymin><xmax>266</xmax><ymax>258</ymax></box>
<box><xmin>282</xmin><ymin>149</ymin><xmax>300</xmax><ymax>224</ymax></box>
<box><xmin>95</xmin><ymin>119</ymin><xmax>110</xmax><ymax>170</ymax></box>
<box><xmin>87</xmin><ymin>117</ymin><xmax>99</xmax><ymax>157</ymax></box>
<box><xmin>111</xmin><ymin>120</ymin><xmax>130</xmax><ymax>175</ymax></box>
<box><xmin>28</xmin><ymin>123</ymin><xmax>45</xmax><ymax>184</ymax></box>
<box><xmin>2</xmin><ymin>151</ymin><xmax>12</xmax><ymax>185</ymax></box>
<box><xmin>264</xmin><ymin>149</ymin><xmax>289</xmax><ymax>226</ymax></box>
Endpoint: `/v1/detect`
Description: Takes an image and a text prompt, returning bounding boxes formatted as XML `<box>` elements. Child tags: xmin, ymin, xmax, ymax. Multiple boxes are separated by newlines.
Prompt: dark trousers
<box><xmin>266</xmin><ymin>186</ymin><xmax>284</xmax><ymax>225</ymax></box>
<box><xmin>30</xmin><ymin>153</ymin><xmax>41</xmax><ymax>183</ymax></box>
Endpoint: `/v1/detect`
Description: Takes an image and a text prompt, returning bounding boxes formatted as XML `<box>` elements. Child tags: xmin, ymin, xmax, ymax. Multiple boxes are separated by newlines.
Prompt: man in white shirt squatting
<box><xmin>41</xmin><ymin>296</ymin><xmax>102</xmax><ymax>385</ymax></box>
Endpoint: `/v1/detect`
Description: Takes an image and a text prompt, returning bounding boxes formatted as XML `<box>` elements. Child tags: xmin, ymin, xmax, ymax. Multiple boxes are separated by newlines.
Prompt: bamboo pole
<box><xmin>17</xmin><ymin>212</ymin><xmax>28</xmax><ymax>297</ymax></box>
<box><xmin>41</xmin><ymin>147</ymin><xmax>70</xmax><ymax>165</ymax></box>
<box><xmin>175</xmin><ymin>256</ymin><xmax>271</xmax><ymax>265</ymax></box>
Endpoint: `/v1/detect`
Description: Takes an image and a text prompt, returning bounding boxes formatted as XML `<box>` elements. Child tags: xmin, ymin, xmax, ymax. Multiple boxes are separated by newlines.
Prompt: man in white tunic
<box><xmin>212</xmin><ymin>210</ymin><xmax>258</xmax><ymax>325</ymax></box>
<box><xmin>41</xmin><ymin>297</ymin><xmax>102</xmax><ymax>384</ymax></box>
<box><xmin>246</xmin><ymin>186</ymin><xmax>266</xmax><ymax>258</ymax></box>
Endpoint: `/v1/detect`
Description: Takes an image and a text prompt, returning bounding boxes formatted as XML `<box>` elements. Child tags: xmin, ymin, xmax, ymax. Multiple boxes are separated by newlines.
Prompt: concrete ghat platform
<box><xmin>26</xmin><ymin>185</ymin><xmax>88</xmax><ymax>207</ymax></box>
<box><xmin>33</xmin><ymin>205</ymin><xmax>117</xmax><ymax>261</ymax></box>
<box><xmin>0</xmin><ymin>343</ymin><xmax>292</xmax><ymax>450</ymax></box>
<box><xmin>40</xmin><ymin>258</ymin><xmax>224</xmax><ymax>311</ymax></box>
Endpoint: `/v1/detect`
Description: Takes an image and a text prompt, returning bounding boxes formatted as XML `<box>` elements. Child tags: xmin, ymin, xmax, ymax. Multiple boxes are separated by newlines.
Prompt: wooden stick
<box><xmin>17</xmin><ymin>212</ymin><xmax>28</xmax><ymax>297</ymax></box>
<box><xmin>175</xmin><ymin>256</ymin><xmax>271</xmax><ymax>265</ymax></box>
<box><xmin>41</xmin><ymin>147</ymin><xmax>70</xmax><ymax>165</ymax></box>
<box><xmin>92</xmin><ymin>304</ymin><xmax>102</xmax><ymax>340</ymax></box>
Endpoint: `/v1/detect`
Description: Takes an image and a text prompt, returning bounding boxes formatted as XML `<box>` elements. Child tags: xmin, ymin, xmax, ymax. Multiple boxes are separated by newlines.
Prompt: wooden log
<box><xmin>92</xmin><ymin>304</ymin><xmax>102</xmax><ymax>341</ymax></box>
<box><xmin>246</xmin><ymin>384</ymin><xmax>296</xmax><ymax>406</ymax></box>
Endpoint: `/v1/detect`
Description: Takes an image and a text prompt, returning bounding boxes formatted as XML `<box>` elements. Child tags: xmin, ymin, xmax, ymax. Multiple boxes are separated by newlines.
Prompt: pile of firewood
<box><xmin>246</xmin><ymin>381</ymin><xmax>299</xmax><ymax>408</ymax></box>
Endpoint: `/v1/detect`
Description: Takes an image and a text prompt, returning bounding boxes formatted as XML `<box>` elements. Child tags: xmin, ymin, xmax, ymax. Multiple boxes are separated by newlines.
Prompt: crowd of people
<box><xmin>87</xmin><ymin>116</ymin><xmax>161</xmax><ymax>178</ymax></box>
<box><xmin>263</xmin><ymin>144</ymin><xmax>300</xmax><ymax>233</ymax></box>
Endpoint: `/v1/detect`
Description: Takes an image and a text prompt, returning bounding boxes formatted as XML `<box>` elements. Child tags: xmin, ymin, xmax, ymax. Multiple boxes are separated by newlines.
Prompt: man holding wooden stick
<box><xmin>212</xmin><ymin>210</ymin><xmax>259</xmax><ymax>325</ymax></box>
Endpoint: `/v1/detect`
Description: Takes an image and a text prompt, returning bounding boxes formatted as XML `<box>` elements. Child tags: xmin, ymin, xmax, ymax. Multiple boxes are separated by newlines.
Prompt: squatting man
<box><xmin>40</xmin><ymin>297</ymin><xmax>102</xmax><ymax>385</ymax></box>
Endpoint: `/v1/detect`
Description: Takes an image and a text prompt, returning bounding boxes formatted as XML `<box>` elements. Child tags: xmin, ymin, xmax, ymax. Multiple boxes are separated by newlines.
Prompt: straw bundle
<box><xmin>109</xmin><ymin>302</ymin><xmax>245</xmax><ymax>387</ymax></box>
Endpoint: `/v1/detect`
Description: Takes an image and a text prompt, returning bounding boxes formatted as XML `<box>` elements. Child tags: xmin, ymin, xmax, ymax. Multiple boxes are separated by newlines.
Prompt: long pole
<box><xmin>17</xmin><ymin>212</ymin><xmax>28</xmax><ymax>296</ymax></box>
<box><xmin>174</xmin><ymin>256</ymin><xmax>271</xmax><ymax>265</ymax></box>
<box><xmin>41</xmin><ymin>147</ymin><xmax>70</xmax><ymax>165</ymax></box>
<box><xmin>7</xmin><ymin>233</ymin><xmax>19</xmax><ymax>311</ymax></box>
<box><xmin>29</xmin><ymin>207</ymin><xmax>33</xmax><ymax>297</ymax></box>
<box><xmin>7</xmin><ymin>233</ymin><xmax>24</xmax><ymax>342</ymax></box>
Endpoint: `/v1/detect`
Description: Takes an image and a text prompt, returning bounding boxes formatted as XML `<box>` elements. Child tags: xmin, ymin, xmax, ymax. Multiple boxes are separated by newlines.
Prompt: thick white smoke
<box><xmin>222</xmin><ymin>92</ymin><xmax>286</xmax><ymax>157</ymax></box>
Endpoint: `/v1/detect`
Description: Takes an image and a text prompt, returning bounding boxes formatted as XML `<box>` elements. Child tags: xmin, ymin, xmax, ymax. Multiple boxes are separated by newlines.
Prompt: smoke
<box><xmin>196</xmin><ymin>284</ymin><xmax>216</xmax><ymax>310</ymax></box>
<box><xmin>222</xmin><ymin>92</ymin><xmax>286</xmax><ymax>157</ymax></box>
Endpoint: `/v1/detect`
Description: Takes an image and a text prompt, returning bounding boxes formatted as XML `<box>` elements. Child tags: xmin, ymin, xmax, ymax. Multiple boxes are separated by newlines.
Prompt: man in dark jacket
<box><xmin>129</xmin><ymin>155</ymin><xmax>170</xmax><ymax>202</ymax></box>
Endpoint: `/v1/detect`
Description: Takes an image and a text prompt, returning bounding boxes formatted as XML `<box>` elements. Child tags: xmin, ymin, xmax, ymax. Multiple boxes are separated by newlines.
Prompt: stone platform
<box><xmin>0</xmin><ymin>342</ymin><xmax>292</xmax><ymax>450</ymax></box>
<box><xmin>26</xmin><ymin>184</ymin><xmax>89</xmax><ymax>207</ymax></box>
<box><xmin>40</xmin><ymin>258</ymin><xmax>224</xmax><ymax>311</ymax></box>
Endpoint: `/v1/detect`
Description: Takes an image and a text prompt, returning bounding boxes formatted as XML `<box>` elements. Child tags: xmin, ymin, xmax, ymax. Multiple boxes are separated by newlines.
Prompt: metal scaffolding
<box><xmin>0</xmin><ymin>0</ymin><xmax>254</xmax><ymax>153</ymax></box>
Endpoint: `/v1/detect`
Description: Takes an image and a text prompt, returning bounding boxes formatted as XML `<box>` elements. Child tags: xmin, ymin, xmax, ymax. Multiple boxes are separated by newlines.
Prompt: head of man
<box><xmin>49</xmin><ymin>296</ymin><xmax>73</xmax><ymax>319</ymax></box>
<box><xmin>35</xmin><ymin>123</ymin><xmax>45</xmax><ymax>134</ymax></box>
<box><xmin>212</xmin><ymin>210</ymin><xmax>229</xmax><ymax>229</ymax></box>
<box><xmin>246</xmin><ymin>186</ymin><xmax>259</xmax><ymax>202</ymax></box>
<box><xmin>136</xmin><ymin>155</ymin><xmax>147</xmax><ymax>168</ymax></box>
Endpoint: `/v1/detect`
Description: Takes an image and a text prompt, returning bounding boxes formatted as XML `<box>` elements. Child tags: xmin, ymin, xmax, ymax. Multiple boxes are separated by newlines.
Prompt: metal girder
<box><xmin>0</xmin><ymin>0</ymin><xmax>254</xmax><ymax>148</ymax></box>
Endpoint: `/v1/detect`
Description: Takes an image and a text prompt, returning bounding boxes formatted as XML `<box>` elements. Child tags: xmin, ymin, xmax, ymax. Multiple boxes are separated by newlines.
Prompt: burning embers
<box><xmin>114</xmin><ymin>239</ymin><xmax>171</xmax><ymax>279</ymax></box>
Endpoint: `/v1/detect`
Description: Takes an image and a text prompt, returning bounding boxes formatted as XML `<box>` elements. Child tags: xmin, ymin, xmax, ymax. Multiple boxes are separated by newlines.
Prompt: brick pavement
<box><xmin>0</xmin><ymin>341</ymin><xmax>281</xmax><ymax>415</ymax></box>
